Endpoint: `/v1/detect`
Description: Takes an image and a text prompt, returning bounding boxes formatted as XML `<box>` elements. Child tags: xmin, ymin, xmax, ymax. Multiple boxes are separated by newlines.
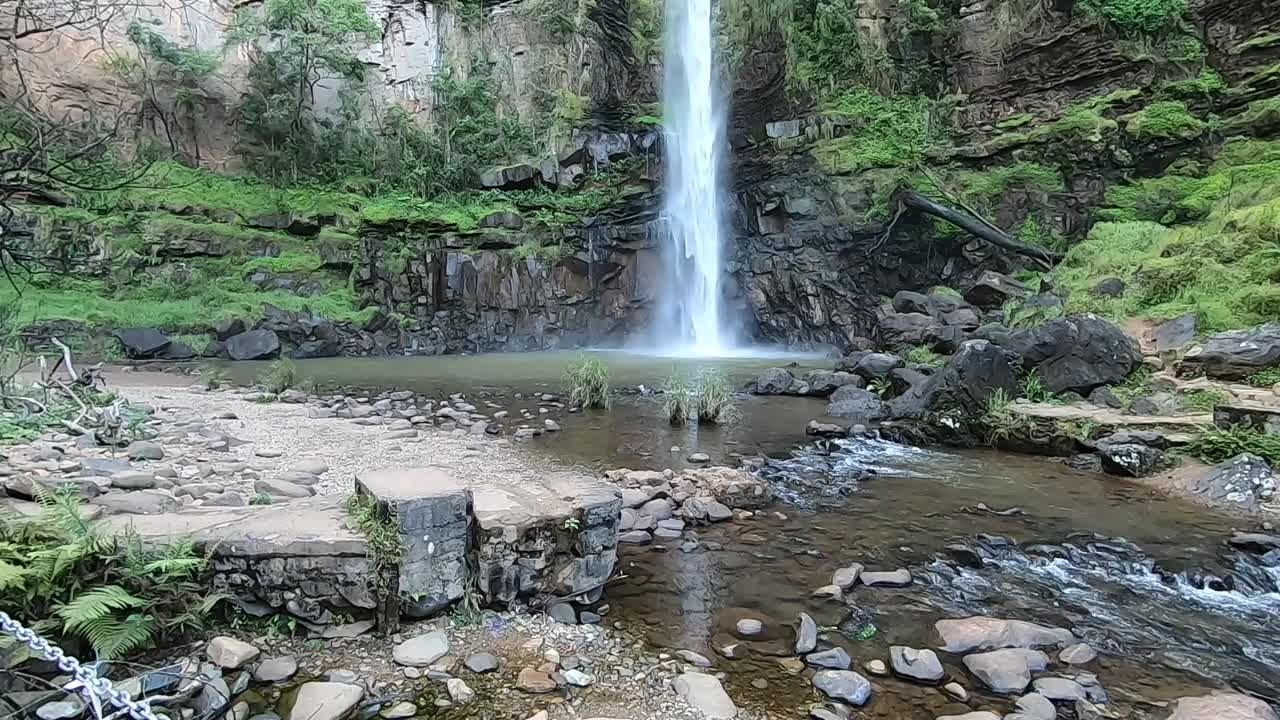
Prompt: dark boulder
<box><xmin>989</xmin><ymin>315</ymin><xmax>1142</xmax><ymax>395</ymax></box>
<box><xmin>1088</xmin><ymin>386</ymin><xmax>1124</xmax><ymax>409</ymax></box>
<box><xmin>826</xmin><ymin>386</ymin><xmax>886</xmax><ymax>423</ymax></box>
<box><xmin>290</xmin><ymin>337</ymin><xmax>342</xmax><ymax>359</ymax></box>
<box><xmin>1189</xmin><ymin>454</ymin><xmax>1277</xmax><ymax>512</ymax></box>
<box><xmin>1182</xmin><ymin>323</ymin><xmax>1280</xmax><ymax>380</ymax></box>
<box><xmin>1096</xmin><ymin>442</ymin><xmax>1167</xmax><ymax>478</ymax></box>
<box><xmin>479</xmin><ymin>163</ymin><xmax>539</xmax><ymax>190</ymax></box>
<box><xmin>213</xmin><ymin>318</ymin><xmax>247</xmax><ymax>341</ymax></box>
<box><xmin>752</xmin><ymin>368</ymin><xmax>801</xmax><ymax>395</ymax></box>
<box><xmin>112</xmin><ymin>328</ymin><xmax>171</xmax><ymax>359</ymax></box>
<box><xmin>892</xmin><ymin>291</ymin><xmax>931</xmax><ymax>315</ymax></box>
<box><xmin>203</xmin><ymin>340</ymin><xmax>228</xmax><ymax>358</ymax></box>
<box><xmin>803</xmin><ymin>370</ymin><xmax>861</xmax><ymax>397</ymax></box>
<box><xmin>964</xmin><ymin>271</ymin><xmax>1029</xmax><ymax>309</ymax></box>
<box><xmin>880</xmin><ymin>312</ymin><xmax>940</xmax><ymax>351</ymax></box>
<box><xmin>887</xmin><ymin>340</ymin><xmax>1019</xmax><ymax>419</ymax></box>
<box><xmin>1090</xmin><ymin>278</ymin><xmax>1126</xmax><ymax>298</ymax></box>
<box><xmin>157</xmin><ymin>342</ymin><xmax>197</xmax><ymax>361</ymax></box>
<box><xmin>852</xmin><ymin>353</ymin><xmax>904</xmax><ymax>380</ymax></box>
<box><xmin>225</xmin><ymin>330</ymin><xmax>281</xmax><ymax>361</ymax></box>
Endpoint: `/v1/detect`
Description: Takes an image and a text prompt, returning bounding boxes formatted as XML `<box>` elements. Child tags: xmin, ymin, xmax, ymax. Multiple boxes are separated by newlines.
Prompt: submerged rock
<box><xmin>288</xmin><ymin>683</ymin><xmax>363</xmax><ymax>720</ymax></box>
<box><xmin>934</xmin><ymin>617</ymin><xmax>1074</xmax><ymax>653</ymax></box>
<box><xmin>811</xmin><ymin>670</ymin><xmax>872</xmax><ymax>706</ymax></box>
<box><xmin>673</xmin><ymin>672</ymin><xmax>737</xmax><ymax>719</ymax></box>
<box><xmin>889</xmin><ymin>646</ymin><xmax>943</xmax><ymax>683</ymax></box>
<box><xmin>1168</xmin><ymin>692</ymin><xmax>1278</xmax><ymax>720</ymax></box>
<box><xmin>961</xmin><ymin>649</ymin><xmax>1049</xmax><ymax>694</ymax></box>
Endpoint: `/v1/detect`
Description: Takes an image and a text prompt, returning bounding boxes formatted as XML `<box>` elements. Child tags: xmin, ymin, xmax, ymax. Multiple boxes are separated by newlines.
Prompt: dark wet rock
<box><xmin>962</xmin><ymin>649</ymin><xmax>1049</xmax><ymax>694</ymax></box>
<box><xmin>480</xmin><ymin>163</ymin><xmax>539</xmax><ymax>190</ymax></box>
<box><xmin>1182</xmin><ymin>323</ymin><xmax>1280</xmax><ymax>380</ymax></box>
<box><xmin>290</xmin><ymin>338</ymin><xmax>341</xmax><ymax>359</ymax></box>
<box><xmin>807</xmin><ymin>420</ymin><xmax>848</xmax><ymax>438</ymax></box>
<box><xmin>880</xmin><ymin>312</ymin><xmax>942</xmax><ymax>351</ymax></box>
<box><xmin>1090</xmin><ymin>278</ymin><xmax>1125</xmax><ymax>298</ymax></box>
<box><xmin>214</xmin><ymin>318</ymin><xmax>246</xmax><ymax>341</ymax></box>
<box><xmin>226</xmin><ymin>330</ymin><xmax>281</xmax><ymax>361</ymax></box>
<box><xmin>1088</xmin><ymin>386</ymin><xmax>1124</xmax><ymax>409</ymax></box>
<box><xmin>935</xmin><ymin>617</ymin><xmax>1074</xmax><ymax>653</ymax></box>
<box><xmin>1189</xmin><ymin>454</ymin><xmax>1277</xmax><ymax>511</ymax></box>
<box><xmin>851</xmin><ymin>353</ymin><xmax>904</xmax><ymax>380</ymax></box>
<box><xmin>1153</xmin><ymin>314</ymin><xmax>1198</xmax><ymax>352</ymax></box>
<box><xmin>112</xmin><ymin>327</ymin><xmax>171</xmax><ymax>359</ymax></box>
<box><xmin>547</xmin><ymin>603</ymin><xmax>577</xmax><ymax>625</ymax></box>
<box><xmin>888</xmin><ymin>340</ymin><xmax>1018</xmax><ymax>419</ymax></box>
<box><xmin>1031</xmin><ymin>677</ymin><xmax>1087</xmax><ymax>702</ymax></box>
<box><xmin>1168</xmin><ymin>692</ymin><xmax>1278</xmax><ymax>720</ymax></box>
<box><xmin>805</xmin><ymin>647</ymin><xmax>851</xmax><ymax>670</ymax></box>
<box><xmin>804</xmin><ymin>370</ymin><xmax>861</xmax><ymax>397</ymax></box>
<box><xmin>1096</xmin><ymin>442</ymin><xmax>1167</xmax><ymax>478</ymax></box>
<box><xmin>889</xmin><ymin>646</ymin><xmax>944</xmax><ymax>683</ymax></box>
<box><xmin>985</xmin><ymin>315</ymin><xmax>1142</xmax><ymax>394</ymax></box>
<box><xmin>825</xmin><ymin>387</ymin><xmax>885</xmax><ymax>423</ymax></box>
<box><xmin>752</xmin><ymin>367</ymin><xmax>802</xmax><ymax>395</ymax></box>
<box><xmin>795</xmin><ymin>613</ymin><xmax>818</xmax><ymax>654</ymax></box>
<box><xmin>893</xmin><ymin>291</ymin><xmax>932</xmax><ymax>315</ymax></box>
<box><xmin>1229</xmin><ymin>532</ymin><xmax>1280</xmax><ymax>553</ymax></box>
<box><xmin>159</xmin><ymin>341</ymin><xmax>198</xmax><ymax>360</ymax></box>
<box><xmin>965</xmin><ymin>270</ymin><xmax>1029</xmax><ymax>309</ymax></box>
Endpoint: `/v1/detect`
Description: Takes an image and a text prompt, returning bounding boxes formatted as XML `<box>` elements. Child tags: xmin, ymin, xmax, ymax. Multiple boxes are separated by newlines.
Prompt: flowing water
<box><xmin>660</xmin><ymin>0</ymin><xmax>730</xmax><ymax>353</ymax></box>
<box><xmin>239</xmin><ymin>352</ymin><xmax>1278</xmax><ymax>716</ymax></box>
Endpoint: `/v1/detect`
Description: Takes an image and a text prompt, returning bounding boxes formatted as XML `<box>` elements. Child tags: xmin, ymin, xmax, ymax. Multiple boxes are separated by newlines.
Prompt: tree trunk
<box><xmin>900</xmin><ymin>190</ymin><xmax>1064</xmax><ymax>267</ymax></box>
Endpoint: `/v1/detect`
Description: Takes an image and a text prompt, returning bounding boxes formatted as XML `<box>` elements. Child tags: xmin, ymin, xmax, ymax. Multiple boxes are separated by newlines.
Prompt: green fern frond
<box><xmin>55</xmin><ymin>585</ymin><xmax>147</xmax><ymax>631</ymax></box>
<box><xmin>0</xmin><ymin>560</ymin><xmax>30</xmax><ymax>592</ymax></box>
<box><xmin>140</xmin><ymin>557</ymin><xmax>204</xmax><ymax>578</ymax></box>
<box><xmin>74</xmin><ymin>614</ymin><xmax>157</xmax><ymax>659</ymax></box>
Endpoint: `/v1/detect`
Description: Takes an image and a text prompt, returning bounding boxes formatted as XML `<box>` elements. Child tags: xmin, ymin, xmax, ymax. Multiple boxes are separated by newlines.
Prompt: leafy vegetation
<box><xmin>1077</xmin><ymin>0</ymin><xmax>1187</xmax><ymax>35</ymax></box>
<box><xmin>1179</xmin><ymin>388</ymin><xmax>1228</xmax><ymax>412</ymax></box>
<box><xmin>986</xmin><ymin>90</ymin><xmax>1139</xmax><ymax>152</ymax></box>
<box><xmin>906</xmin><ymin>345</ymin><xmax>944</xmax><ymax>368</ymax></box>
<box><xmin>978</xmin><ymin>389</ymin><xmax>1027</xmax><ymax>444</ymax></box>
<box><xmin>1057</xmin><ymin>418</ymin><xmax>1102</xmax><ymax>444</ymax></box>
<box><xmin>564</xmin><ymin>356</ymin><xmax>611</xmax><ymax>410</ymax></box>
<box><xmin>812</xmin><ymin>91</ymin><xmax>939</xmax><ymax>175</ymax></box>
<box><xmin>345</xmin><ymin>493</ymin><xmax>403</xmax><ymax>600</ymax></box>
<box><xmin>0</xmin><ymin>489</ymin><xmax>222</xmax><ymax>658</ymax></box>
<box><xmin>1247</xmin><ymin>367</ymin><xmax>1280</xmax><ymax>388</ymax></box>
<box><xmin>1187</xmin><ymin>425</ymin><xmax>1280</xmax><ymax>466</ymax></box>
<box><xmin>1020</xmin><ymin>371</ymin><xmax>1057</xmax><ymax>403</ymax></box>
<box><xmin>1122</xmin><ymin>100</ymin><xmax>1207</xmax><ymax>140</ymax></box>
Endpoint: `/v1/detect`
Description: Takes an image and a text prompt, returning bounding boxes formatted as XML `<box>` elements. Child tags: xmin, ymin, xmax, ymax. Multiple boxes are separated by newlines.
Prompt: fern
<box><xmin>0</xmin><ymin>559</ymin><xmax>29</xmax><ymax>591</ymax></box>
<box><xmin>76</xmin><ymin>614</ymin><xmax>158</xmax><ymax>658</ymax></box>
<box><xmin>56</xmin><ymin>585</ymin><xmax>147</xmax><ymax>630</ymax></box>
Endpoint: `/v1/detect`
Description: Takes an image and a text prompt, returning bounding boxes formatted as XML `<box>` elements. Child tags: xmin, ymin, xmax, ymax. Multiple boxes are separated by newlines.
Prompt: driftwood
<box><xmin>870</xmin><ymin>186</ymin><xmax>1064</xmax><ymax>271</ymax></box>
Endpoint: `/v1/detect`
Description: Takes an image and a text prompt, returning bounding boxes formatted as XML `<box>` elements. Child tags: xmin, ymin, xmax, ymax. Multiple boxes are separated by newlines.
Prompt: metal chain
<box><xmin>0</xmin><ymin>611</ymin><xmax>162</xmax><ymax>720</ymax></box>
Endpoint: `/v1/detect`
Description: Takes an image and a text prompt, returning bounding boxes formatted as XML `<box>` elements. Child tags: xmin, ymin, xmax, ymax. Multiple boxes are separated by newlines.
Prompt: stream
<box><xmin>236</xmin><ymin>351</ymin><xmax>1279</xmax><ymax>717</ymax></box>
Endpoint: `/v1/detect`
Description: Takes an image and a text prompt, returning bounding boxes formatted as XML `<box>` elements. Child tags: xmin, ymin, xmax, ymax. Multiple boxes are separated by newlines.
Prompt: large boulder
<box><xmin>851</xmin><ymin>353</ymin><xmax>904</xmax><ymax>380</ymax></box>
<box><xmin>480</xmin><ymin>163</ymin><xmax>539</xmax><ymax>190</ymax></box>
<box><xmin>934</xmin><ymin>617</ymin><xmax>1075</xmax><ymax>653</ymax></box>
<box><xmin>225</xmin><ymin>329</ymin><xmax>281</xmax><ymax>361</ymax></box>
<box><xmin>672</xmin><ymin>673</ymin><xmax>736</xmax><ymax>719</ymax></box>
<box><xmin>1189</xmin><ymin>454</ymin><xmax>1277</xmax><ymax>512</ymax></box>
<box><xmin>962</xmin><ymin>649</ymin><xmax>1049</xmax><ymax>694</ymax></box>
<box><xmin>965</xmin><ymin>270</ymin><xmax>1029</xmax><ymax>309</ymax></box>
<box><xmin>826</xmin><ymin>386</ymin><xmax>886</xmax><ymax>423</ymax></box>
<box><xmin>288</xmin><ymin>683</ymin><xmax>364</xmax><ymax>720</ymax></box>
<box><xmin>112</xmin><ymin>328</ymin><xmax>171</xmax><ymax>359</ymax></box>
<box><xmin>880</xmin><ymin>312</ymin><xmax>942</xmax><ymax>351</ymax></box>
<box><xmin>1182</xmin><ymin>323</ymin><xmax>1280</xmax><ymax>380</ymax></box>
<box><xmin>751</xmin><ymin>368</ymin><xmax>801</xmax><ymax>395</ymax></box>
<box><xmin>811</xmin><ymin>670</ymin><xmax>872</xmax><ymax>706</ymax></box>
<box><xmin>803</xmin><ymin>370</ymin><xmax>861</xmax><ymax>397</ymax></box>
<box><xmin>1095</xmin><ymin>441</ymin><xmax>1168</xmax><ymax>478</ymax></box>
<box><xmin>983</xmin><ymin>315</ymin><xmax>1141</xmax><ymax>394</ymax></box>
<box><xmin>888</xmin><ymin>340</ymin><xmax>1019</xmax><ymax>419</ymax></box>
<box><xmin>1168</xmin><ymin>692</ymin><xmax>1278</xmax><ymax>720</ymax></box>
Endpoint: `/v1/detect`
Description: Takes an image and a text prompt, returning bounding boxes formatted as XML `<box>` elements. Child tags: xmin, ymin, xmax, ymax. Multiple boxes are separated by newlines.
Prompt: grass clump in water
<box><xmin>695</xmin><ymin>368</ymin><xmax>739</xmax><ymax>425</ymax></box>
<box><xmin>663</xmin><ymin>371</ymin><xmax>695</xmax><ymax>425</ymax></box>
<box><xmin>564</xmin><ymin>356</ymin><xmax>610</xmax><ymax>410</ymax></box>
<box><xmin>258</xmin><ymin>358</ymin><xmax>297</xmax><ymax>395</ymax></box>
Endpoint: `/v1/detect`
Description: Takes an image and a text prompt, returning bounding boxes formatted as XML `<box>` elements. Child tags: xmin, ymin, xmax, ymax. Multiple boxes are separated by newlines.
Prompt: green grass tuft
<box><xmin>1187</xmin><ymin>425</ymin><xmax>1280</xmax><ymax>465</ymax></box>
<box><xmin>564</xmin><ymin>356</ymin><xmax>610</xmax><ymax>410</ymax></box>
<box><xmin>663</xmin><ymin>371</ymin><xmax>695</xmax><ymax>425</ymax></box>
<box><xmin>695</xmin><ymin>368</ymin><xmax>739</xmax><ymax>425</ymax></box>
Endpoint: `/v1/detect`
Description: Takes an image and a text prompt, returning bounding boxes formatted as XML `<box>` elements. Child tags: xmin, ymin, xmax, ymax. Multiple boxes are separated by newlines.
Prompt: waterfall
<box><xmin>661</xmin><ymin>0</ymin><xmax>730</xmax><ymax>354</ymax></box>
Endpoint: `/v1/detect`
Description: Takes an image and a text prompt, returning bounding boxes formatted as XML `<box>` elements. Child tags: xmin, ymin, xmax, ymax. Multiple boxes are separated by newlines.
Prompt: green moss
<box><xmin>987</xmin><ymin>91</ymin><xmax>1137</xmax><ymax>152</ymax></box>
<box><xmin>241</xmin><ymin>252</ymin><xmax>324</xmax><ymax>273</ymax></box>
<box><xmin>1161</xmin><ymin>68</ymin><xmax>1227</xmax><ymax>100</ymax></box>
<box><xmin>1077</xmin><ymin>0</ymin><xmax>1187</xmax><ymax>35</ymax></box>
<box><xmin>811</xmin><ymin>91</ymin><xmax>939</xmax><ymax>175</ymax></box>
<box><xmin>995</xmin><ymin>113</ymin><xmax>1035</xmax><ymax>130</ymax></box>
<box><xmin>1227</xmin><ymin>97</ymin><xmax>1280</xmax><ymax>132</ymax></box>
<box><xmin>1232</xmin><ymin>32</ymin><xmax>1280</xmax><ymax>54</ymax></box>
<box><xmin>1122</xmin><ymin>100</ymin><xmax>1207</xmax><ymax>140</ymax></box>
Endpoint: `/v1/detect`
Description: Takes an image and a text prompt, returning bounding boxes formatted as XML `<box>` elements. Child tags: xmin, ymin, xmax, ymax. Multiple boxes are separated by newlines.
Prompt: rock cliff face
<box><xmin>8</xmin><ymin>0</ymin><xmax>1280</xmax><ymax>355</ymax></box>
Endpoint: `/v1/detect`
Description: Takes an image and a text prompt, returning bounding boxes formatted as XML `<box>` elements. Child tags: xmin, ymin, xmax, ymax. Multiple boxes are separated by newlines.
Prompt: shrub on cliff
<box><xmin>1078</xmin><ymin>0</ymin><xmax>1187</xmax><ymax>35</ymax></box>
<box><xmin>0</xmin><ymin>489</ymin><xmax>222</xmax><ymax>658</ymax></box>
<box><xmin>565</xmin><ymin>356</ymin><xmax>610</xmax><ymax>410</ymax></box>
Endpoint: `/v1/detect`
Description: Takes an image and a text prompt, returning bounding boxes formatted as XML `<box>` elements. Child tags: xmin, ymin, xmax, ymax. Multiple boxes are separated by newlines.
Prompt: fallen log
<box><xmin>897</xmin><ymin>190</ymin><xmax>1064</xmax><ymax>268</ymax></box>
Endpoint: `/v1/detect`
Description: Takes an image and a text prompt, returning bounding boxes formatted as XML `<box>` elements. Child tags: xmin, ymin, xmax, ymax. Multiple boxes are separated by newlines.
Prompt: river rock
<box><xmin>91</xmin><ymin>490</ymin><xmax>178</xmax><ymax>515</ymax></box>
<box><xmin>962</xmin><ymin>649</ymin><xmax>1049</xmax><ymax>694</ymax></box>
<box><xmin>393</xmin><ymin>631</ymin><xmax>449</xmax><ymax>667</ymax></box>
<box><xmin>673</xmin><ymin>672</ymin><xmax>736</xmax><ymax>718</ymax></box>
<box><xmin>288</xmin><ymin>683</ymin><xmax>363</xmax><ymax>720</ymax></box>
<box><xmin>860</xmin><ymin>569</ymin><xmax>911</xmax><ymax>587</ymax></box>
<box><xmin>832</xmin><ymin>564</ymin><xmax>864</xmax><ymax>590</ymax></box>
<box><xmin>110</xmin><ymin>470</ymin><xmax>156</xmax><ymax>490</ymax></box>
<box><xmin>889</xmin><ymin>646</ymin><xmax>943</xmax><ymax>683</ymax></box>
<box><xmin>254</xmin><ymin>478</ymin><xmax>313</xmax><ymax>499</ymax></box>
<box><xmin>753</xmin><ymin>367</ymin><xmax>800</xmax><ymax>395</ymax></box>
<box><xmin>806</xmin><ymin>647</ymin><xmax>851</xmax><ymax>670</ymax></box>
<box><xmin>516</xmin><ymin>668</ymin><xmax>556</xmax><ymax>693</ymax></box>
<box><xmin>812</xmin><ymin>670</ymin><xmax>872</xmax><ymax>706</ymax></box>
<box><xmin>804</xmin><ymin>370</ymin><xmax>860</xmax><ymax>396</ymax></box>
<box><xmin>1190</xmin><ymin>454</ymin><xmax>1277</xmax><ymax>512</ymax></box>
<box><xmin>547</xmin><ymin>603</ymin><xmax>577</xmax><ymax>624</ymax></box>
<box><xmin>944</xmin><ymin>682</ymin><xmax>968</xmax><ymax>701</ymax></box>
<box><xmin>446</xmin><ymin>678</ymin><xmax>474</xmax><ymax>704</ymax></box>
<box><xmin>935</xmin><ymin>617</ymin><xmax>1074</xmax><ymax>652</ymax></box>
<box><xmin>825</xmin><ymin>386</ymin><xmax>885</xmax><ymax>423</ymax></box>
<box><xmin>1097</xmin><ymin>442</ymin><xmax>1167</xmax><ymax>478</ymax></box>
<box><xmin>796</xmin><ymin>613</ymin><xmax>818</xmax><ymax>654</ymax></box>
<box><xmin>1182</xmin><ymin>323</ymin><xmax>1280</xmax><ymax>380</ymax></box>
<box><xmin>1059</xmin><ymin>643</ymin><xmax>1097</xmax><ymax>665</ymax></box>
<box><xmin>125</xmin><ymin>441</ymin><xmax>164</xmax><ymax>461</ymax></box>
<box><xmin>851</xmin><ymin>353</ymin><xmax>905</xmax><ymax>380</ymax></box>
<box><xmin>563</xmin><ymin>669</ymin><xmax>594</xmax><ymax>687</ymax></box>
<box><xmin>640</xmin><ymin>497</ymin><xmax>674</xmax><ymax>520</ymax></box>
<box><xmin>619</xmin><ymin>530</ymin><xmax>652</xmax><ymax>544</ymax></box>
<box><xmin>1032</xmin><ymin>677</ymin><xmax>1087</xmax><ymax>701</ymax></box>
<box><xmin>1014</xmin><ymin>693</ymin><xmax>1057</xmax><ymax>720</ymax></box>
<box><xmin>380</xmin><ymin>702</ymin><xmax>416</xmax><ymax>719</ymax></box>
<box><xmin>811</xmin><ymin>584</ymin><xmax>844</xmax><ymax>601</ymax></box>
<box><xmin>676</xmin><ymin>650</ymin><xmax>713</xmax><ymax>667</ymax></box>
<box><xmin>113</xmin><ymin>328</ymin><xmax>172</xmax><ymax>359</ymax></box>
<box><xmin>1168</xmin><ymin>692</ymin><xmax>1278</xmax><ymax>720</ymax></box>
<box><xmin>36</xmin><ymin>697</ymin><xmax>84</xmax><ymax>720</ymax></box>
<box><xmin>736</xmin><ymin>618</ymin><xmax>764</xmax><ymax>636</ymax></box>
<box><xmin>937</xmin><ymin>713</ymin><xmax>1000</xmax><ymax>720</ymax></box>
<box><xmin>464</xmin><ymin>653</ymin><xmax>500</xmax><ymax>673</ymax></box>
<box><xmin>253</xmin><ymin>656</ymin><xmax>298</xmax><ymax>682</ymax></box>
<box><xmin>207</xmin><ymin>636</ymin><xmax>260</xmax><ymax>669</ymax></box>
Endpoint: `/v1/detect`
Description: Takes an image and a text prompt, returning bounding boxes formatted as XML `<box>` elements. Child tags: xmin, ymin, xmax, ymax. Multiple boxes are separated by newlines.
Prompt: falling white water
<box><xmin>661</xmin><ymin>0</ymin><xmax>730</xmax><ymax>354</ymax></box>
